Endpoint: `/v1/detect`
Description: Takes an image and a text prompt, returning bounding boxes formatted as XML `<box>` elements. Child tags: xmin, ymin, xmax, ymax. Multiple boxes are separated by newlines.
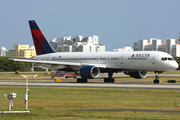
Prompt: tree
<box><xmin>0</xmin><ymin>57</ymin><xmax>31</xmax><ymax>72</ymax></box>
<box><xmin>173</xmin><ymin>57</ymin><xmax>180</xmax><ymax>70</ymax></box>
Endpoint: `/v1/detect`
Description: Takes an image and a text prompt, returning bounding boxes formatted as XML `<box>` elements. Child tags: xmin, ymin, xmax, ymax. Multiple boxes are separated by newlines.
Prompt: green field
<box><xmin>0</xmin><ymin>73</ymin><xmax>50</xmax><ymax>80</ymax></box>
<box><xmin>0</xmin><ymin>86</ymin><xmax>180</xmax><ymax>120</ymax></box>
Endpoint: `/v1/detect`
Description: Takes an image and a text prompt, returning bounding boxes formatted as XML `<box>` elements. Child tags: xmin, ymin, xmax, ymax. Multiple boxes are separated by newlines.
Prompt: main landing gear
<box><xmin>153</xmin><ymin>71</ymin><xmax>161</xmax><ymax>84</ymax></box>
<box><xmin>76</xmin><ymin>72</ymin><xmax>115</xmax><ymax>83</ymax></box>
<box><xmin>77</xmin><ymin>78</ymin><xmax>88</xmax><ymax>83</ymax></box>
<box><xmin>104</xmin><ymin>72</ymin><xmax>115</xmax><ymax>83</ymax></box>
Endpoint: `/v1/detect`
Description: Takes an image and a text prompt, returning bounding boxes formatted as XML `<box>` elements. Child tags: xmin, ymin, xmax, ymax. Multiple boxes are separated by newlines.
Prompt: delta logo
<box><xmin>131</xmin><ymin>54</ymin><xmax>150</xmax><ymax>57</ymax></box>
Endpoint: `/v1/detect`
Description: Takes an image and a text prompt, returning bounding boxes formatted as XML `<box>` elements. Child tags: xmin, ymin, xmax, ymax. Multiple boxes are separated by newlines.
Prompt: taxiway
<box><xmin>0</xmin><ymin>80</ymin><xmax>180</xmax><ymax>90</ymax></box>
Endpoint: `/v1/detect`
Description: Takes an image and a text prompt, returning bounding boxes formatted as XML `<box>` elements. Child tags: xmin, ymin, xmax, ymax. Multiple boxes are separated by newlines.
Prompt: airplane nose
<box><xmin>170</xmin><ymin>62</ymin><xmax>179</xmax><ymax>70</ymax></box>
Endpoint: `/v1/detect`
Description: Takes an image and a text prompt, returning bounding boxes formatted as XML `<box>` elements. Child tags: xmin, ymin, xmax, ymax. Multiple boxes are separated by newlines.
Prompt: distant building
<box><xmin>0</xmin><ymin>46</ymin><xmax>7</xmax><ymax>56</ymax></box>
<box><xmin>6</xmin><ymin>45</ymin><xmax>36</xmax><ymax>58</ymax></box>
<box><xmin>50</xmin><ymin>35</ymin><xmax>105</xmax><ymax>52</ymax></box>
<box><xmin>134</xmin><ymin>38</ymin><xmax>180</xmax><ymax>57</ymax></box>
<box><xmin>59</xmin><ymin>44</ymin><xmax>105</xmax><ymax>52</ymax></box>
<box><xmin>112</xmin><ymin>46</ymin><xmax>133</xmax><ymax>52</ymax></box>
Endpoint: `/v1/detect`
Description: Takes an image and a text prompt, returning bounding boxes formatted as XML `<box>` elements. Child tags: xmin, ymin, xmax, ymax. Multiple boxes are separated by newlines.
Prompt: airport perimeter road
<box><xmin>0</xmin><ymin>80</ymin><xmax>180</xmax><ymax>90</ymax></box>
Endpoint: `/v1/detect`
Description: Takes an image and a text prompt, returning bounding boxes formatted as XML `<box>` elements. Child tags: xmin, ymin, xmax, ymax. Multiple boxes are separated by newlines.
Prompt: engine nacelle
<box><xmin>125</xmin><ymin>71</ymin><xmax>148</xmax><ymax>79</ymax></box>
<box><xmin>80</xmin><ymin>66</ymin><xmax>100</xmax><ymax>79</ymax></box>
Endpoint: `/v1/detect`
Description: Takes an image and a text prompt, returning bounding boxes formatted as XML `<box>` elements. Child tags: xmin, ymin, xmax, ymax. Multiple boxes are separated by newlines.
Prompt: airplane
<box><xmin>14</xmin><ymin>20</ymin><xmax>178</xmax><ymax>84</ymax></box>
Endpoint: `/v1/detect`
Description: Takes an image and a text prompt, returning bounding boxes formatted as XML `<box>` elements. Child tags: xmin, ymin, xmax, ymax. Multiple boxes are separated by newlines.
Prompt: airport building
<box><xmin>134</xmin><ymin>38</ymin><xmax>180</xmax><ymax>57</ymax></box>
<box><xmin>6</xmin><ymin>45</ymin><xmax>36</xmax><ymax>58</ymax></box>
<box><xmin>50</xmin><ymin>35</ymin><xmax>105</xmax><ymax>52</ymax></box>
<box><xmin>112</xmin><ymin>46</ymin><xmax>133</xmax><ymax>52</ymax></box>
<box><xmin>0</xmin><ymin>46</ymin><xmax>7</xmax><ymax>56</ymax></box>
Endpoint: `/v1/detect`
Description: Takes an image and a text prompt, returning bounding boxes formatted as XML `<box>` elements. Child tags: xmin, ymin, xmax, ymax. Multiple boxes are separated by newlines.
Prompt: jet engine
<box><xmin>124</xmin><ymin>71</ymin><xmax>148</xmax><ymax>79</ymax></box>
<box><xmin>80</xmin><ymin>66</ymin><xmax>100</xmax><ymax>79</ymax></box>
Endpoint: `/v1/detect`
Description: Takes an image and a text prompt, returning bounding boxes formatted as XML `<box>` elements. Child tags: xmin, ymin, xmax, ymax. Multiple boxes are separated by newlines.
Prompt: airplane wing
<box><xmin>13</xmin><ymin>59</ymin><xmax>107</xmax><ymax>68</ymax></box>
<box><xmin>6</xmin><ymin>56</ymin><xmax>37</xmax><ymax>60</ymax></box>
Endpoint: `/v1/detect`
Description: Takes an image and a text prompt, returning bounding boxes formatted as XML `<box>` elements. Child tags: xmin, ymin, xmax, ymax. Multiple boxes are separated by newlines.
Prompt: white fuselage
<box><xmin>33</xmin><ymin>51</ymin><xmax>178</xmax><ymax>72</ymax></box>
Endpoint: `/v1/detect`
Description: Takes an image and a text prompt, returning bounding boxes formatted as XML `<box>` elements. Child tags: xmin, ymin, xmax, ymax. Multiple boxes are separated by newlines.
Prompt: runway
<box><xmin>0</xmin><ymin>80</ymin><xmax>180</xmax><ymax>90</ymax></box>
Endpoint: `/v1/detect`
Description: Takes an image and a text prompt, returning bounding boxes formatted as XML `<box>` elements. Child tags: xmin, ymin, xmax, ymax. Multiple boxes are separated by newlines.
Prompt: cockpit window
<box><xmin>161</xmin><ymin>57</ymin><xmax>174</xmax><ymax>61</ymax></box>
<box><xmin>161</xmin><ymin>58</ymin><xmax>167</xmax><ymax>61</ymax></box>
<box><xmin>168</xmin><ymin>58</ymin><xmax>173</xmax><ymax>60</ymax></box>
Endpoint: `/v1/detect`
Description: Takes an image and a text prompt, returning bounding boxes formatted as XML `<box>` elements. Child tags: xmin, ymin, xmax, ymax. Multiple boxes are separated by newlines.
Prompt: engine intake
<box><xmin>80</xmin><ymin>66</ymin><xmax>100</xmax><ymax>78</ymax></box>
<box><xmin>125</xmin><ymin>71</ymin><xmax>148</xmax><ymax>79</ymax></box>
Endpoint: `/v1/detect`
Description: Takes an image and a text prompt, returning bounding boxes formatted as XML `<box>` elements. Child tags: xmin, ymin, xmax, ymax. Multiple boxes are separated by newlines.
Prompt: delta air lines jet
<box><xmin>14</xmin><ymin>20</ymin><xmax>178</xmax><ymax>84</ymax></box>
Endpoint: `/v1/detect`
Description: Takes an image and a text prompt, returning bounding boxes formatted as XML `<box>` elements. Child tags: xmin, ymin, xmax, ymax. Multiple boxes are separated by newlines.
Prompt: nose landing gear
<box><xmin>153</xmin><ymin>71</ymin><xmax>161</xmax><ymax>84</ymax></box>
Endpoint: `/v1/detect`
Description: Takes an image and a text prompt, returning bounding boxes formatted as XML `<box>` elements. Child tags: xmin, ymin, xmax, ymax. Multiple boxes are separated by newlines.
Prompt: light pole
<box><xmin>21</xmin><ymin>74</ymin><xmax>37</xmax><ymax>111</ymax></box>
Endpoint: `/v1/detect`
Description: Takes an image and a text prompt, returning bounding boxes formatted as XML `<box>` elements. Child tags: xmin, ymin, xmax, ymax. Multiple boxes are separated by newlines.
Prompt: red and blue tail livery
<box><xmin>29</xmin><ymin>20</ymin><xmax>55</xmax><ymax>55</ymax></box>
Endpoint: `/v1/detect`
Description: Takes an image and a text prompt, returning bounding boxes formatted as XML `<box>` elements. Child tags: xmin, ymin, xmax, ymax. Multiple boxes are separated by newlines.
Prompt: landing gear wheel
<box><xmin>153</xmin><ymin>80</ymin><xmax>159</xmax><ymax>84</ymax></box>
<box><xmin>110</xmin><ymin>78</ymin><xmax>114</xmax><ymax>83</ymax></box>
<box><xmin>77</xmin><ymin>78</ymin><xmax>88</xmax><ymax>83</ymax></box>
<box><xmin>104</xmin><ymin>72</ymin><xmax>115</xmax><ymax>83</ymax></box>
<box><xmin>104</xmin><ymin>78</ymin><xmax>108</xmax><ymax>83</ymax></box>
<box><xmin>154</xmin><ymin>71</ymin><xmax>161</xmax><ymax>84</ymax></box>
<box><xmin>104</xmin><ymin>78</ymin><xmax>115</xmax><ymax>83</ymax></box>
<box><xmin>77</xmin><ymin>78</ymin><xmax>81</xmax><ymax>83</ymax></box>
<box><xmin>82</xmin><ymin>78</ymin><xmax>87</xmax><ymax>83</ymax></box>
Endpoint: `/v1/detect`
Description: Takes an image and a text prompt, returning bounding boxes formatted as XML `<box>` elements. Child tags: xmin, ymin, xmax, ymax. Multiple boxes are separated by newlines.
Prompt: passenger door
<box><xmin>152</xmin><ymin>56</ymin><xmax>155</xmax><ymax>64</ymax></box>
<box><xmin>120</xmin><ymin>56</ymin><xmax>124</xmax><ymax>64</ymax></box>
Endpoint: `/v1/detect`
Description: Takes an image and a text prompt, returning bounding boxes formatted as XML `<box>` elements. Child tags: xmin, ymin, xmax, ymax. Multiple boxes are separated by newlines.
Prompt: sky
<box><xmin>0</xmin><ymin>0</ymin><xmax>180</xmax><ymax>51</ymax></box>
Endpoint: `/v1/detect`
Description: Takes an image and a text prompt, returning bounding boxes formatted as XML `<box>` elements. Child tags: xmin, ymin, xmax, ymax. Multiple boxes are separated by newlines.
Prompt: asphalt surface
<box><xmin>0</xmin><ymin>72</ymin><xmax>180</xmax><ymax>90</ymax></box>
<box><xmin>0</xmin><ymin>80</ymin><xmax>180</xmax><ymax>90</ymax></box>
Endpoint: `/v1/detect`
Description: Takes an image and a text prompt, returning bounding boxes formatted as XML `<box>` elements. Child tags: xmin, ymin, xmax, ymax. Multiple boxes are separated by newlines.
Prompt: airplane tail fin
<box><xmin>29</xmin><ymin>20</ymin><xmax>55</xmax><ymax>55</ymax></box>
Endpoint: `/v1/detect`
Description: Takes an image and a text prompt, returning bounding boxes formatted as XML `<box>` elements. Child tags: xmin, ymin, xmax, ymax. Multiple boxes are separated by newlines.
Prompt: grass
<box><xmin>0</xmin><ymin>72</ymin><xmax>180</xmax><ymax>119</ymax></box>
<box><xmin>0</xmin><ymin>73</ymin><xmax>51</xmax><ymax>80</ymax></box>
<box><xmin>0</xmin><ymin>86</ymin><xmax>180</xmax><ymax>119</ymax></box>
<box><xmin>0</xmin><ymin>73</ymin><xmax>49</xmax><ymax>77</ymax></box>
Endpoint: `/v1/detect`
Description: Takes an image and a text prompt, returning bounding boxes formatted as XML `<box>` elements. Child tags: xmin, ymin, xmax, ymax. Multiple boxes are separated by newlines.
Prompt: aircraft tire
<box><xmin>104</xmin><ymin>78</ymin><xmax>114</xmax><ymax>83</ymax></box>
<box><xmin>82</xmin><ymin>78</ymin><xmax>87</xmax><ymax>83</ymax></box>
<box><xmin>104</xmin><ymin>78</ymin><xmax>108</xmax><ymax>83</ymax></box>
<box><xmin>153</xmin><ymin>80</ymin><xmax>159</xmax><ymax>84</ymax></box>
<box><xmin>108</xmin><ymin>78</ymin><xmax>111</xmax><ymax>83</ymax></box>
<box><xmin>111</xmin><ymin>78</ymin><xmax>115</xmax><ymax>83</ymax></box>
<box><xmin>77</xmin><ymin>78</ymin><xmax>88</xmax><ymax>83</ymax></box>
<box><xmin>77</xmin><ymin>78</ymin><xmax>81</xmax><ymax>83</ymax></box>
